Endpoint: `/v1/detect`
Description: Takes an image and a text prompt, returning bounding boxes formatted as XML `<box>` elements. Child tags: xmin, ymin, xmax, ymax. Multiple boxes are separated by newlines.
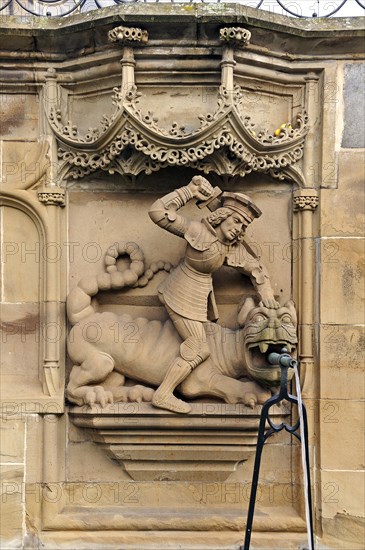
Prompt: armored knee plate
<box><xmin>180</xmin><ymin>337</ymin><xmax>210</xmax><ymax>369</ymax></box>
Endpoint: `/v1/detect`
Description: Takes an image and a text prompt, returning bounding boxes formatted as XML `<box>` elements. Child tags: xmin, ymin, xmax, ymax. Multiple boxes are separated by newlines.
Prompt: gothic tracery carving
<box><xmin>46</xmin><ymin>27</ymin><xmax>309</xmax><ymax>184</ymax></box>
<box><xmin>51</xmin><ymin>85</ymin><xmax>308</xmax><ymax>182</ymax></box>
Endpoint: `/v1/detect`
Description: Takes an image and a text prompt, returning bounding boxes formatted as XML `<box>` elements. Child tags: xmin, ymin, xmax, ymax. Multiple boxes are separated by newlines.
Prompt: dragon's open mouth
<box><xmin>248</xmin><ymin>341</ymin><xmax>296</xmax><ymax>366</ymax></box>
<box><xmin>246</xmin><ymin>341</ymin><xmax>297</xmax><ymax>383</ymax></box>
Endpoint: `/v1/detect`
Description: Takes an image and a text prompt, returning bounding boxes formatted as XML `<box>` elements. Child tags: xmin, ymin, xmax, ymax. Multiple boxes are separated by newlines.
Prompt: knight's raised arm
<box><xmin>148</xmin><ymin>186</ymin><xmax>193</xmax><ymax>238</ymax></box>
<box><xmin>148</xmin><ymin>177</ymin><xmax>214</xmax><ymax>238</ymax></box>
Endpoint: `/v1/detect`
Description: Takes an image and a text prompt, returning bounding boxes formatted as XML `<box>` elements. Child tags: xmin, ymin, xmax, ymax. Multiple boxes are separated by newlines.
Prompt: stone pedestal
<box><xmin>70</xmin><ymin>403</ymin><xmax>290</xmax><ymax>482</ymax></box>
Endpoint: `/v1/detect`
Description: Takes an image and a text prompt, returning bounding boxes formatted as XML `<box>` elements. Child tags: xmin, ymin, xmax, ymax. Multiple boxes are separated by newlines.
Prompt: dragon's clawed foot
<box><xmin>85</xmin><ymin>386</ymin><xmax>114</xmax><ymax>408</ymax></box>
<box><xmin>240</xmin><ymin>383</ymin><xmax>272</xmax><ymax>409</ymax></box>
<box><xmin>113</xmin><ymin>384</ymin><xmax>155</xmax><ymax>403</ymax></box>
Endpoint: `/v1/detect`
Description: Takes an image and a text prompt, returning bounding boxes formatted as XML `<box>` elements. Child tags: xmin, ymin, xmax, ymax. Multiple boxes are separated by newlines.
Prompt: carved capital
<box><xmin>108</xmin><ymin>26</ymin><xmax>148</xmax><ymax>46</ymax></box>
<box><xmin>293</xmin><ymin>190</ymin><xmax>319</xmax><ymax>211</ymax></box>
<box><xmin>220</xmin><ymin>27</ymin><xmax>251</xmax><ymax>47</ymax></box>
<box><xmin>38</xmin><ymin>187</ymin><xmax>65</xmax><ymax>206</ymax></box>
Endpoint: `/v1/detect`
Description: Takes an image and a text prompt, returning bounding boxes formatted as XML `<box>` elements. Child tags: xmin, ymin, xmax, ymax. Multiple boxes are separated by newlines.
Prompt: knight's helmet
<box><xmin>221</xmin><ymin>192</ymin><xmax>262</xmax><ymax>225</ymax></box>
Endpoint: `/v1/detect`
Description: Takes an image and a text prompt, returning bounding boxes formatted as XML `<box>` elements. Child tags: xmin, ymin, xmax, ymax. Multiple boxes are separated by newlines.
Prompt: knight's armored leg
<box><xmin>152</xmin><ymin>330</ymin><xmax>210</xmax><ymax>414</ymax></box>
<box><xmin>152</xmin><ymin>356</ymin><xmax>193</xmax><ymax>413</ymax></box>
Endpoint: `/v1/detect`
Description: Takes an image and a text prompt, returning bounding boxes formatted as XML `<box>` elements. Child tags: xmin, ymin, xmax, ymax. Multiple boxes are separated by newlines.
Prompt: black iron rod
<box><xmin>242</xmin><ymin>398</ymin><xmax>270</xmax><ymax>550</ymax></box>
<box><xmin>241</xmin><ymin>355</ymin><xmax>314</xmax><ymax>550</ymax></box>
<box><xmin>301</xmin><ymin>401</ymin><xmax>315</xmax><ymax>549</ymax></box>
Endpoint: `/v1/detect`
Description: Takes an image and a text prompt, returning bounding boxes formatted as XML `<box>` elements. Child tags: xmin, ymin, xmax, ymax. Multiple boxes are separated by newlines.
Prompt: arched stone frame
<box><xmin>1</xmin><ymin>188</ymin><xmax>66</xmax><ymax>409</ymax></box>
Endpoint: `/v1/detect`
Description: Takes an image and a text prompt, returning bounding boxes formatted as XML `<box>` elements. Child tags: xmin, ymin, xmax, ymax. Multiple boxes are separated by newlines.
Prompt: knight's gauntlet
<box><xmin>251</xmin><ymin>264</ymin><xmax>278</xmax><ymax>309</ymax></box>
<box><xmin>148</xmin><ymin>186</ymin><xmax>193</xmax><ymax>237</ymax></box>
<box><xmin>256</xmin><ymin>280</ymin><xmax>279</xmax><ymax>309</ymax></box>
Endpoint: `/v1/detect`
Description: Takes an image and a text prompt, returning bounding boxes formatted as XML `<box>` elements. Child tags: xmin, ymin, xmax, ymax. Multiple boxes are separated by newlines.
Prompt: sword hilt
<box><xmin>196</xmin><ymin>186</ymin><xmax>222</xmax><ymax>211</ymax></box>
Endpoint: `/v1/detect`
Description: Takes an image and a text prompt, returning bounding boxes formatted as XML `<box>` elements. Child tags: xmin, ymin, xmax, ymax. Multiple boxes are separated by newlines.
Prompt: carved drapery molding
<box><xmin>49</xmin><ymin>85</ymin><xmax>309</xmax><ymax>183</ymax></box>
<box><xmin>38</xmin><ymin>187</ymin><xmax>65</xmax><ymax>206</ymax></box>
<box><xmin>45</xmin><ymin>27</ymin><xmax>309</xmax><ymax>185</ymax></box>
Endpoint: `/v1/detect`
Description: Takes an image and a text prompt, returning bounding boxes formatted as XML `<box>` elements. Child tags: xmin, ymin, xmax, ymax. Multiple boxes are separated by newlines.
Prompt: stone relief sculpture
<box><xmin>149</xmin><ymin>176</ymin><xmax>279</xmax><ymax>413</ymax></box>
<box><xmin>66</xmin><ymin>176</ymin><xmax>297</xmax><ymax>413</ymax></box>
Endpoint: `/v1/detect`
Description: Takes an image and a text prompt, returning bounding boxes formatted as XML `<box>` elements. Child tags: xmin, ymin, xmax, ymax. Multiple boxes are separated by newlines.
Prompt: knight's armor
<box><xmin>149</xmin><ymin>186</ymin><xmax>272</xmax><ymax>322</ymax></box>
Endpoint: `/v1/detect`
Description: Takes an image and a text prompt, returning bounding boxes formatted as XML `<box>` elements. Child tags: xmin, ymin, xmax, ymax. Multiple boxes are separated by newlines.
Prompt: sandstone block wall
<box><xmin>0</xmin><ymin>6</ymin><xmax>364</xmax><ymax>549</ymax></box>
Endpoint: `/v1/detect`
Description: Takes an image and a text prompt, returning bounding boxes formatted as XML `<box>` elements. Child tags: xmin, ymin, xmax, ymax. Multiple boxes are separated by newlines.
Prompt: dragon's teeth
<box><xmin>259</xmin><ymin>342</ymin><xmax>269</xmax><ymax>353</ymax></box>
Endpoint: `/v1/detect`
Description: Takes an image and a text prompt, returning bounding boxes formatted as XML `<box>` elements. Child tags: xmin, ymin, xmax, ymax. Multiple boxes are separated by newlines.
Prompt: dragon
<box><xmin>66</xmin><ymin>242</ymin><xmax>297</xmax><ymax>409</ymax></box>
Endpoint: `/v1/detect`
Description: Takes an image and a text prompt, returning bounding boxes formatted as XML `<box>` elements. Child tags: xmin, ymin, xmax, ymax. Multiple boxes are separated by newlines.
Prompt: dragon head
<box><xmin>237</xmin><ymin>297</ymin><xmax>298</xmax><ymax>386</ymax></box>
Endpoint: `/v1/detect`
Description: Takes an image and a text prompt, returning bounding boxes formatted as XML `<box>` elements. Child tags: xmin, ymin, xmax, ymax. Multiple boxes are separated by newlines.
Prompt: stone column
<box><xmin>108</xmin><ymin>26</ymin><xmax>149</xmax><ymax>98</ymax></box>
<box><xmin>37</xmin><ymin>190</ymin><xmax>65</xmax><ymax>396</ymax></box>
<box><xmin>38</xmin><ymin>67</ymin><xmax>66</xmax><ymax>396</ymax></box>
<box><xmin>293</xmin><ymin>189</ymin><xmax>319</xmax><ymax>394</ymax></box>
<box><xmin>293</xmin><ymin>188</ymin><xmax>320</xmax><ymax>529</ymax></box>
<box><xmin>219</xmin><ymin>27</ymin><xmax>251</xmax><ymax>94</ymax></box>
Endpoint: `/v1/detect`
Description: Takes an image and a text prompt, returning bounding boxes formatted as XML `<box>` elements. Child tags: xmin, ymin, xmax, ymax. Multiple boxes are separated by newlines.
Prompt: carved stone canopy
<box><xmin>46</xmin><ymin>26</ymin><xmax>309</xmax><ymax>185</ymax></box>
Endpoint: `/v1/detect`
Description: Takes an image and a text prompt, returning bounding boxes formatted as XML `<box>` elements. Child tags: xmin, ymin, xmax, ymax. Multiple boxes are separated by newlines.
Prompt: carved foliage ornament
<box><xmin>293</xmin><ymin>195</ymin><xmax>319</xmax><ymax>210</ymax></box>
<box><xmin>220</xmin><ymin>27</ymin><xmax>251</xmax><ymax>46</ymax></box>
<box><xmin>38</xmin><ymin>187</ymin><xmax>65</xmax><ymax>206</ymax></box>
<box><xmin>47</xmin><ymin>27</ymin><xmax>309</xmax><ymax>183</ymax></box>
<box><xmin>108</xmin><ymin>26</ymin><xmax>149</xmax><ymax>45</ymax></box>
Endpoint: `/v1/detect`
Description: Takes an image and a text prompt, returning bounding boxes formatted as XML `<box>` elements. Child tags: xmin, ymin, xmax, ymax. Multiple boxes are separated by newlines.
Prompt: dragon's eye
<box><xmin>281</xmin><ymin>314</ymin><xmax>293</xmax><ymax>324</ymax></box>
<box><xmin>252</xmin><ymin>313</ymin><xmax>267</xmax><ymax>323</ymax></box>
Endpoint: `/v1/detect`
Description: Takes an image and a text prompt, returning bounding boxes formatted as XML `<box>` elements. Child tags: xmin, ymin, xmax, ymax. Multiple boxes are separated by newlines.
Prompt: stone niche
<box><xmin>2</xmin><ymin>4</ymin><xmax>364</xmax><ymax>550</ymax></box>
<box><xmin>62</xmin><ymin>164</ymin><xmax>300</xmax><ymax>546</ymax></box>
<box><xmin>47</xmin><ymin>17</ymin><xmax>309</xmax><ymax>546</ymax></box>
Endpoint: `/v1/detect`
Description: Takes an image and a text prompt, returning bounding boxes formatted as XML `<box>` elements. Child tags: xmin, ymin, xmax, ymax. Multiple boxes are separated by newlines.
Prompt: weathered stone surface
<box><xmin>0</xmin><ymin>465</ymin><xmax>23</xmax><ymax>548</ymax></box>
<box><xmin>0</xmin><ymin>141</ymin><xmax>49</xmax><ymax>189</ymax></box>
<box><xmin>342</xmin><ymin>63</ymin><xmax>365</xmax><ymax>148</ymax></box>
<box><xmin>0</xmin><ymin>4</ymin><xmax>364</xmax><ymax>59</ymax></box>
<box><xmin>0</xmin><ymin>301</ymin><xmax>65</xmax><ymax>408</ymax></box>
<box><xmin>67</xmin><ymin>441</ymin><xmax>130</xmax><ymax>482</ymax></box>
<box><xmin>20</xmin><ymin>527</ymin><xmax>310</xmax><ymax>550</ymax></box>
<box><xmin>0</xmin><ymin>417</ymin><xmax>24</xmax><ymax>464</ymax></box>
<box><xmin>320</xmin><ymin>399</ymin><xmax>365</xmax><ymax>470</ymax></box>
<box><xmin>321</xmin><ymin>469</ymin><xmax>365</xmax><ymax>522</ymax></box>
<box><xmin>320</xmin><ymin>324</ymin><xmax>364</xmax><ymax>400</ymax></box>
<box><xmin>25</xmin><ymin>416</ymin><xmax>43</xmax><ymax>484</ymax></box>
<box><xmin>1</xmin><ymin>303</ymin><xmax>40</xmax><ymax>388</ymax></box>
<box><xmin>1</xmin><ymin>206</ymin><xmax>40</xmax><ymax>302</ymax></box>
<box><xmin>322</xmin><ymin>515</ymin><xmax>365</xmax><ymax>549</ymax></box>
<box><xmin>320</xmin><ymin>238</ymin><xmax>364</xmax><ymax>324</ymax></box>
<box><xmin>320</xmin><ymin>150</ymin><xmax>365</xmax><ymax>236</ymax></box>
<box><xmin>0</xmin><ymin>95</ymin><xmax>39</xmax><ymax>140</ymax></box>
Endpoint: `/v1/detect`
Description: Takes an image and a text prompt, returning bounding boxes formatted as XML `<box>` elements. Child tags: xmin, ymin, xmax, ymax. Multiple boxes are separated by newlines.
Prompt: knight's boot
<box><xmin>152</xmin><ymin>358</ymin><xmax>192</xmax><ymax>414</ymax></box>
